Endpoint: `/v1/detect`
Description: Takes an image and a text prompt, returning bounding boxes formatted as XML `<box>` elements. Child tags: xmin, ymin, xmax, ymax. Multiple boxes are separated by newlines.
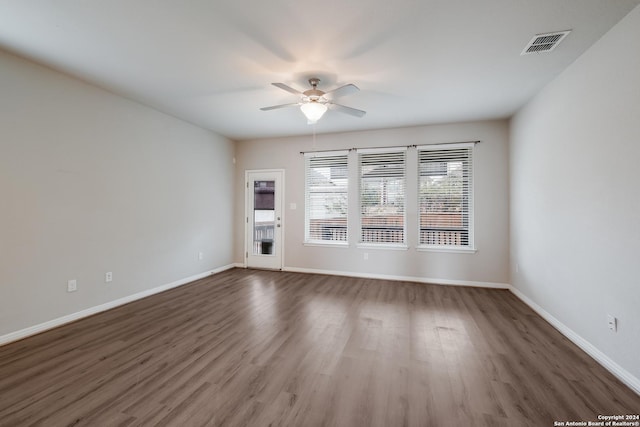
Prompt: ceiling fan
<box><xmin>260</xmin><ymin>78</ymin><xmax>366</xmax><ymax>124</ymax></box>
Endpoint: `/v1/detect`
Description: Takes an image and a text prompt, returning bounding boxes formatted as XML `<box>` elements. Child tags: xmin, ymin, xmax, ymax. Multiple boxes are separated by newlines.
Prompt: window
<box><xmin>304</xmin><ymin>151</ymin><xmax>349</xmax><ymax>244</ymax></box>
<box><xmin>358</xmin><ymin>149</ymin><xmax>406</xmax><ymax>246</ymax></box>
<box><xmin>418</xmin><ymin>144</ymin><xmax>473</xmax><ymax>249</ymax></box>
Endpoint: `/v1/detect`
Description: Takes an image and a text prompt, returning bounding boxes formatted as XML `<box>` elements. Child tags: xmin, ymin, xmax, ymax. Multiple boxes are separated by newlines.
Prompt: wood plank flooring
<box><xmin>0</xmin><ymin>268</ymin><xmax>638</xmax><ymax>426</ymax></box>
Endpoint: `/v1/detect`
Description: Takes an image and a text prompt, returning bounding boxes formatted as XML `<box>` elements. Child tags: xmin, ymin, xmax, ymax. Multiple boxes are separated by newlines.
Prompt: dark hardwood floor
<box><xmin>0</xmin><ymin>268</ymin><xmax>638</xmax><ymax>426</ymax></box>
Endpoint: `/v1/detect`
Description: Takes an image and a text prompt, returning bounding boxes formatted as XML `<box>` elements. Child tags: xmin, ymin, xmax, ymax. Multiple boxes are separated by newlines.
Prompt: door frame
<box><xmin>244</xmin><ymin>169</ymin><xmax>285</xmax><ymax>270</ymax></box>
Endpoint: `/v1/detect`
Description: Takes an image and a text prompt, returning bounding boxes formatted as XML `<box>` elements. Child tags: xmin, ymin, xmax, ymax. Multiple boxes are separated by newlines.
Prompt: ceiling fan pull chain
<box><xmin>312</xmin><ymin>123</ymin><xmax>317</xmax><ymax>151</ymax></box>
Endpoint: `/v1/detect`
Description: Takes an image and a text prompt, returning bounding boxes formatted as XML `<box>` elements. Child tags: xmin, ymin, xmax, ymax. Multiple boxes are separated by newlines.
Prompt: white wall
<box><xmin>0</xmin><ymin>49</ymin><xmax>235</xmax><ymax>337</ymax></box>
<box><xmin>510</xmin><ymin>5</ymin><xmax>640</xmax><ymax>383</ymax></box>
<box><xmin>235</xmin><ymin>120</ymin><xmax>510</xmax><ymax>286</ymax></box>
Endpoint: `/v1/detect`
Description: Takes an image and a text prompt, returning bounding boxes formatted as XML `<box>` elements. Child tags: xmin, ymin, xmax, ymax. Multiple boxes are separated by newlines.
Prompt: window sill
<box><xmin>356</xmin><ymin>243</ymin><xmax>409</xmax><ymax>251</ymax></box>
<box><xmin>304</xmin><ymin>241</ymin><xmax>350</xmax><ymax>248</ymax></box>
<box><xmin>416</xmin><ymin>245</ymin><xmax>477</xmax><ymax>254</ymax></box>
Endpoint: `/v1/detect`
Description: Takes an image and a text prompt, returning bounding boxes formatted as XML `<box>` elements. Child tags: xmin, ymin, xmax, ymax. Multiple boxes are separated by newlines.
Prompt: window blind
<box><xmin>358</xmin><ymin>149</ymin><xmax>406</xmax><ymax>244</ymax></box>
<box><xmin>305</xmin><ymin>152</ymin><xmax>349</xmax><ymax>244</ymax></box>
<box><xmin>418</xmin><ymin>145</ymin><xmax>473</xmax><ymax>248</ymax></box>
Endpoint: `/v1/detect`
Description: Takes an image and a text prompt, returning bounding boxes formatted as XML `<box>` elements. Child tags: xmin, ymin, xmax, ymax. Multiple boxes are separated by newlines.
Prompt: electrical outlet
<box><xmin>198</xmin><ymin>252</ymin><xmax>204</xmax><ymax>261</ymax></box>
<box><xmin>105</xmin><ymin>272</ymin><xmax>113</xmax><ymax>283</ymax></box>
<box><xmin>364</xmin><ymin>252</ymin><xmax>369</xmax><ymax>260</ymax></box>
<box><xmin>607</xmin><ymin>315</ymin><xmax>617</xmax><ymax>332</ymax></box>
<box><xmin>515</xmin><ymin>263</ymin><xmax>519</xmax><ymax>273</ymax></box>
<box><xmin>67</xmin><ymin>279</ymin><xmax>77</xmax><ymax>293</ymax></box>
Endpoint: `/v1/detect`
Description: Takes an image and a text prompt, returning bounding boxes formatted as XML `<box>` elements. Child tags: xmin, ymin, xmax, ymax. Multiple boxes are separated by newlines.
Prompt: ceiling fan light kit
<box><xmin>300</xmin><ymin>101</ymin><xmax>327</xmax><ymax>124</ymax></box>
<box><xmin>261</xmin><ymin>78</ymin><xmax>366</xmax><ymax>124</ymax></box>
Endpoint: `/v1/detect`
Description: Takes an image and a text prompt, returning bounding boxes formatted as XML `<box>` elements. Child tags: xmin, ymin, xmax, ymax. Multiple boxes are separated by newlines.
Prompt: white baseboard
<box><xmin>0</xmin><ymin>263</ymin><xmax>236</xmax><ymax>347</ymax></box>
<box><xmin>282</xmin><ymin>266</ymin><xmax>511</xmax><ymax>289</ymax></box>
<box><xmin>509</xmin><ymin>286</ymin><xmax>640</xmax><ymax>396</ymax></box>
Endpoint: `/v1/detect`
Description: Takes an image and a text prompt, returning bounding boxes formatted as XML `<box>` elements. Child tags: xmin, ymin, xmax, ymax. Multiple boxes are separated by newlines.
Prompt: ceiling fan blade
<box><xmin>329</xmin><ymin>103</ymin><xmax>366</xmax><ymax>118</ymax></box>
<box><xmin>272</xmin><ymin>82</ymin><xmax>303</xmax><ymax>96</ymax></box>
<box><xmin>260</xmin><ymin>103</ymin><xmax>299</xmax><ymax>111</ymax></box>
<box><xmin>324</xmin><ymin>83</ymin><xmax>360</xmax><ymax>98</ymax></box>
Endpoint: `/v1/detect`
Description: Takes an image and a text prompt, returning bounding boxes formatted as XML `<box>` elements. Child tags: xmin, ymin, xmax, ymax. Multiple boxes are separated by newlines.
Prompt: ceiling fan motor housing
<box><xmin>303</xmin><ymin>90</ymin><xmax>325</xmax><ymax>101</ymax></box>
<box><xmin>303</xmin><ymin>78</ymin><xmax>325</xmax><ymax>101</ymax></box>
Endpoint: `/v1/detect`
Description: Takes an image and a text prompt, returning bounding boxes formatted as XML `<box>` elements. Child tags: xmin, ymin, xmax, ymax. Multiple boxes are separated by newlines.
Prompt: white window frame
<box><xmin>416</xmin><ymin>143</ymin><xmax>475</xmax><ymax>253</ymax></box>
<box><xmin>304</xmin><ymin>150</ymin><xmax>349</xmax><ymax>246</ymax></box>
<box><xmin>357</xmin><ymin>147</ymin><xmax>408</xmax><ymax>249</ymax></box>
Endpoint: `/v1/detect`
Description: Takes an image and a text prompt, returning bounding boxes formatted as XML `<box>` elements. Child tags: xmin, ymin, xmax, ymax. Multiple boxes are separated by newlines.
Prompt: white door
<box><xmin>245</xmin><ymin>170</ymin><xmax>284</xmax><ymax>270</ymax></box>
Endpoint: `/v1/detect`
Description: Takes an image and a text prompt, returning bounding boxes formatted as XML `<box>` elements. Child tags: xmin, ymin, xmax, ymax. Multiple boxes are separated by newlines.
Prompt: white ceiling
<box><xmin>0</xmin><ymin>0</ymin><xmax>638</xmax><ymax>140</ymax></box>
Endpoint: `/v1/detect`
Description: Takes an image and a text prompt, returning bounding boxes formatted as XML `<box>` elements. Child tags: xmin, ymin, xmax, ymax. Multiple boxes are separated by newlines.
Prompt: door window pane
<box><xmin>253</xmin><ymin>180</ymin><xmax>275</xmax><ymax>255</ymax></box>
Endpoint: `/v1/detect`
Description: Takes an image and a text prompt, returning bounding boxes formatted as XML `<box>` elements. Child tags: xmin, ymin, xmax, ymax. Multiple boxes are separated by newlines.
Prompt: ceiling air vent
<box><xmin>521</xmin><ymin>30</ymin><xmax>571</xmax><ymax>55</ymax></box>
